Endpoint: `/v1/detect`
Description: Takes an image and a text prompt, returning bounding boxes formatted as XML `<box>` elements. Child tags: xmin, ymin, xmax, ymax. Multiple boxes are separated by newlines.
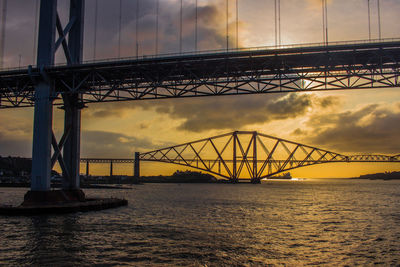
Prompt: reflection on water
<box><xmin>1</xmin><ymin>179</ymin><xmax>400</xmax><ymax>266</ymax></box>
<box><xmin>25</xmin><ymin>215</ymin><xmax>84</xmax><ymax>266</ymax></box>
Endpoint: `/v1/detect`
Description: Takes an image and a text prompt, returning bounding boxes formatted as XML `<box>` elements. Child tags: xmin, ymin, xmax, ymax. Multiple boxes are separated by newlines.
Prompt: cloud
<box><xmin>84</xmin><ymin>0</ymin><xmax>235</xmax><ymax>59</ymax></box>
<box><xmin>81</xmin><ymin>130</ymin><xmax>155</xmax><ymax>158</ymax></box>
<box><xmin>84</xmin><ymin>93</ymin><xmax>340</xmax><ymax>132</ymax></box>
<box><xmin>147</xmin><ymin>93</ymin><xmax>338</xmax><ymax>132</ymax></box>
<box><xmin>1</xmin><ymin>0</ymin><xmax>234</xmax><ymax>67</ymax></box>
<box><xmin>0</xmin><ymin>110</ymin><xmax>33</xmax><ymax>157</ymax></box>
<box><xmin>84</xmin><ymin>101</ymin><xmax>138</xmax><ymax>118</ymax></box>
<box><xmin>294</xmin><ymin>103</ymin><xmax>400</xmax><ymax>154</ymax></box>
<box><xmin>0</xmin><ymin>131</ymin><xmax>32</xmax><ymax>157</ymax></box>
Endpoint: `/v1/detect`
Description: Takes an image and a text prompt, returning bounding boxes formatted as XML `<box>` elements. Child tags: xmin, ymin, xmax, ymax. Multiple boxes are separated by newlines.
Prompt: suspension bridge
<box><xmin>0</xmin><ymin>0</ymin><xmax>398</xmax><ymax>200</ymax></box>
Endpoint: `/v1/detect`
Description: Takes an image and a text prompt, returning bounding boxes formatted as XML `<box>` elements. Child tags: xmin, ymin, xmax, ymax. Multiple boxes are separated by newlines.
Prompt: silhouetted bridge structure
<box><xmin>81</xmin><ymin>131</ymin><xmax>400</xmax><ymax>183</ymax></box>
<box><xmin>1</xmin><ymin>1</ymin><xmax>399</xmax><ymax>193</ymax></box>
<box><xmin>2</xmin><ymin>39</ymin><xmax>400</xmax><ymax>108</ymax></box>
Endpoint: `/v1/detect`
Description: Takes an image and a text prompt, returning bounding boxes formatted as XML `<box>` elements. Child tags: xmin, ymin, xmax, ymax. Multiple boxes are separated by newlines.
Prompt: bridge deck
<box><xmin>1</xmin><ymin>40</ymin><xmax>400</xmax><ymax>108</ymax></box>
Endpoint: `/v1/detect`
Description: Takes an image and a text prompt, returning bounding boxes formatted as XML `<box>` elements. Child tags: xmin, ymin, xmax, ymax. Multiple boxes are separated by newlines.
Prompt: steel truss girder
<box><xmin>138</xmin><ymin>131</ymin><xmax>400</xmax><ymax>181</ymax></box>
<box><xmin>1</xmin><ymin>41</ymin><xmax>400</xmax><ymax>108</ymax></box>
<box><xmin>81</xmin><ymin>158</ymin><xmax>134</xmax><ymax>164</ymax></box>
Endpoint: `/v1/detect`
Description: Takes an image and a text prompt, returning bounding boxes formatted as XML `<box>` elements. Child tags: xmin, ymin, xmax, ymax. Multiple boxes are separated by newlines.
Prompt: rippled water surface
<box><xmin>1</xmin><ymin>179</ymin><xmax>400</xmax><ymax>266</ymax></box>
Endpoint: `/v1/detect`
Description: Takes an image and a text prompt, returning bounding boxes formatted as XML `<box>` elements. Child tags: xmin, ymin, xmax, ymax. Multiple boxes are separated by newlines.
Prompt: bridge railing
<box><xmin>2</xmin><ymin>37</ymin><xmax>400</xmax><ymax>72</ymax></box>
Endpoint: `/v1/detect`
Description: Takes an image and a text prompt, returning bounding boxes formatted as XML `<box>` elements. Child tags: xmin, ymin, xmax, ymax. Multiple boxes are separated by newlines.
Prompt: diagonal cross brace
<box><xmin>51</xmin><ymin>129</ymin><xmax>71</xmax><ymax>180</ymax></box>
<box><xmin>55</xmin><ymin>13</ymin><xmax>76</xmax><ymax>64</ymax></box>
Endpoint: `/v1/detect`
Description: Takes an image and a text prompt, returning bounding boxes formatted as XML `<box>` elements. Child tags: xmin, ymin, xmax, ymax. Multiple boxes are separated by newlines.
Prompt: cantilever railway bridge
<box><xmin>81</xmin><ymin>131</ymin><xmax>400</xmax><ymax>183</ymax></box>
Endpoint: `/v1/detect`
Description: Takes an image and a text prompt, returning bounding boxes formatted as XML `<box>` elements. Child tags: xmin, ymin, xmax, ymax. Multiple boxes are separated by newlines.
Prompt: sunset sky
<box><xmin>1</xmin><ymin>0</ymin><xmax>400</xmax><ymax>178</ymax></box>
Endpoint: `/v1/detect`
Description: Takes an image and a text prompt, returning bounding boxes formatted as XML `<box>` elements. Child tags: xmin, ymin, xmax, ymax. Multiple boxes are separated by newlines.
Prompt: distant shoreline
<box><xmin>350</xmin><ymin>171</ymin><xmax>400</xmax><ymax>180</ymax></box>
<box><xmin>0</xmin><ymin>183</ymin><xmax>133</xmax><ymax>189</ymax></box>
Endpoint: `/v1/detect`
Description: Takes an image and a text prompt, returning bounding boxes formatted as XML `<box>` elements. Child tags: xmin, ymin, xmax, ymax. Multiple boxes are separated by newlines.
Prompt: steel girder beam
<box><xmin>81</xmin><ymin>158</ymin><xmax>134</xmax><ymax>164</ymax></box>
<box><xmin>137</xmin><ymin>131</ymin><xmax>400</xmax><ymax>181</ymax></box>
<box><xmin>1</xmin><ymin>40</ymin><xmax>400</xmax><ymax>108</ymax></box>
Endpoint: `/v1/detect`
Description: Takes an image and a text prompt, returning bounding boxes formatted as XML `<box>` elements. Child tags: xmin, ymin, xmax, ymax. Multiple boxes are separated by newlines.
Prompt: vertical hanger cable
<box><xmin>136</xmin><ymin>0</ymin><xmax>139</xmax><ymax>57</ymax></box>
<box><xmin>156</xmin><ymin>0</ymin><xmax>159</xmax><ymax>55</ymax></box>
<box><xmin>118</xmin><ymin>0</ymin><xmax>122</xmax><ymax>58</ymax></box>
<box><xmin>93</xmin><ymin>0</ymin><xmax>98</xmax><ymax>59</ymax></box>
<box><xmin>226</xmin><ymin>0</ymin><xmax>229</xmax><ymax>51</ymax></box>
<box><xmin>278</xmin><ymin>0</ymin><xmax>281</xmax><ymax>46</ymax></box>
<box><xmin>180</xmin><ymin>0</ymin><xmax>183</xmax><ymax>53</ymax></box>
<box><xmin>367</xmin><ymin>0</ymin><xmax>371</xmax><ymax>40</ymax></box>
<box><xmin>377</xmin><ymin>0</ymin><xmax>381</xmax><ymax>40</ymax></box>
<box><xmin>195</xmin><ymin>0</ymin><xmax>198</xmax><ymax>51</ymax></box>
<box><xmin>236</xmin><ymin>0</ymin><xmax>238</xmax><ymax>49</ymax></box>
<box><xmin>324</xmin><ymin>0</ymin><xmax>328</xmax><ymax>45</ymax></box>
<box><xmin>0</xmin><ymin>0</ymin><xmax>7</xmax><ymax>68</ymax></box>
<box><xmin>33</xmin><ymin>0</ymin><xmax>39</xmax><ymax>64</ymax></box>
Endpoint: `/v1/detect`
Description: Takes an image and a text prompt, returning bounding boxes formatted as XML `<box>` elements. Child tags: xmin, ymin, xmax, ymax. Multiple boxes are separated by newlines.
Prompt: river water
<box><xmin>0</xmin><ymin>179</ymin><xmax>399</xmax><ymax>266</ymax></box>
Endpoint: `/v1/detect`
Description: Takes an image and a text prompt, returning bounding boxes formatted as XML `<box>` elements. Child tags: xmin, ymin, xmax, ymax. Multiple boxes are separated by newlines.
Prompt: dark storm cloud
<box><xmin>81</xmin><ymin>130</ymin><xmax>155</xmax><ymax>157</ymax></box>
<box><xmin>294</xmin><ymin>103</ymin><xmax>400</xmax><ymax>154</ymax></box>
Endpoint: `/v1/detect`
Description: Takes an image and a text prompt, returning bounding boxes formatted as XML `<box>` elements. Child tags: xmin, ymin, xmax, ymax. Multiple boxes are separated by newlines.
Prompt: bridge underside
<box><xmin>1</xmin><ymin>35</ymin><xmax>400</xmax><ymax>190</ymax></box>
<box><xmin>1</xmin><ymin>40</ymin><xmax>400</xmax><ymax>108</ymax></box>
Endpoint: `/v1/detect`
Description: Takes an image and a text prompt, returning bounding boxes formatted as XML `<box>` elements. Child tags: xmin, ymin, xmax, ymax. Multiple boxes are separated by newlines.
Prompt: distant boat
<box><xmin>267</xmin><ymin>172</ymin><xmax>292</xmax><ymax>180</ymax></box>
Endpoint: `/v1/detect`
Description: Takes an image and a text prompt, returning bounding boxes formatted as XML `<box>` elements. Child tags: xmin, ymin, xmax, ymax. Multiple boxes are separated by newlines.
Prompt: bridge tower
<box><xmin>27</xmin><ymin>0</ymin><xmax>85</xmax><ymax>202</ymax></box>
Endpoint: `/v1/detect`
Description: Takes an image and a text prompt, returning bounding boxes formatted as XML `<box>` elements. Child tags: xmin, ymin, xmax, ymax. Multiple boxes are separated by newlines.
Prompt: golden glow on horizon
<box><xmin>1</xmin><ymin>1</ymin><xmax>400</xmax><ymax>179</ymax></box>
